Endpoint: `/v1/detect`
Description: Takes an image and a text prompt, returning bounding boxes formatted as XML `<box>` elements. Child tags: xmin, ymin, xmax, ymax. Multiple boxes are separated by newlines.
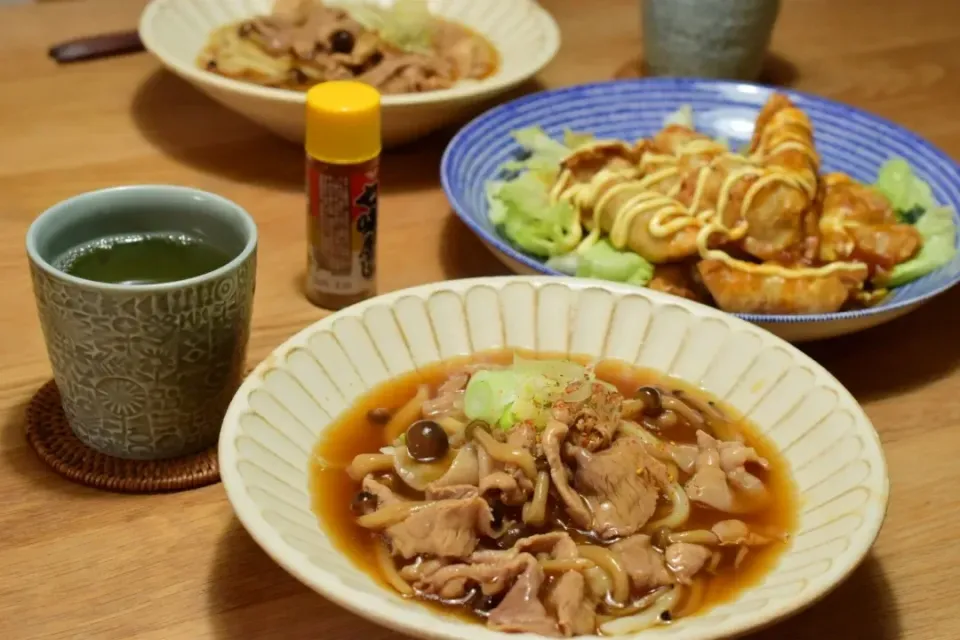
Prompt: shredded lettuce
<box><xmin>485</xmin><ymin>180</ymin><xmax>508</xmax><ymax>226</ymax></box>
<box><xmin>874</xmin><ymin>158</ymin><xmax>936</xmax><ymax>219</ymax></box>
<box><xmin>486</xmin><ymin>127</ymin><xmax>595</xmax><ymax>258</ymax></box>
<box><xmin>487</xmin><ymin>172</ymin><xmax>580</xmax><ymax>257</ymax></box>
<box><xmin>498</xmin><ymin>126</ymin><xmax>585</xmax><ymax>182</ymax></box>
<box><xmin>486</xmin><ymin>127</ymin><xmax>655</xmax><ymax>283</ymax></box>
<box><xmin>563</xmin><ymin>128</ymin><xmax>597</xmax><ymax>150</ymax></box>
<box><xmin>871</xmin><ymin>158</ymin><xmax>957</xmax><ymax>285</ymax></box>
<box><xmin>888</xmin><ymin>206</ymin><xmax>957</xmax><ymax>286</ymax></box>
<box><xmin>545</xmin><ymin>252</ymin><xmax>580</xmax><ymax>275</ymax></box>
<box><xmin>575</xmin><ymin>239</ymin><xmax>654</xmax><ymax>285</ymax></box>
<box><xmin>663</xmin><ymin>104</ymin><xmax>694</xmax><ymax>128</ymax></box>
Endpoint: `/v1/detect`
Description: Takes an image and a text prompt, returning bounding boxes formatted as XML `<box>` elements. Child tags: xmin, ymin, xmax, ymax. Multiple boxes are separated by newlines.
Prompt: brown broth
<box><xmin>310</xmin><ymin>350</ymin><xmax>799</xmax><ymax>628</ymax></box>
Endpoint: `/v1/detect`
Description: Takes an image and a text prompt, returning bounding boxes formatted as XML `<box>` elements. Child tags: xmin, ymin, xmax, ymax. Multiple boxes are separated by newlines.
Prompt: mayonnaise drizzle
<box><xmin>550</xmin><ymin>114</ymin><xmax>867</xmax><ymax>278</ymax></box>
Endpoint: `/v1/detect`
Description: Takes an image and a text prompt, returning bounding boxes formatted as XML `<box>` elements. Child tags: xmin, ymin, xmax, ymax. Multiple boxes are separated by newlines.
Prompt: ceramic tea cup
<box><xmin>642</xmin><ymin>0</ymin><xmax>781</xmax><ymax>80</ymax></box>
<box><xmin>26</xmin><ymin>185</ymin><xmax>257</xmax><ymax>460</ymax></box>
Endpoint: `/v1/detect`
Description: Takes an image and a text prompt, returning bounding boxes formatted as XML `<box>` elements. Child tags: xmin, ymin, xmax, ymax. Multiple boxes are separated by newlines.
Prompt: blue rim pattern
<box><xmin>440</xmin><ymin>78</ymin><xmax>960</xmax><ymax>325</ymax></box>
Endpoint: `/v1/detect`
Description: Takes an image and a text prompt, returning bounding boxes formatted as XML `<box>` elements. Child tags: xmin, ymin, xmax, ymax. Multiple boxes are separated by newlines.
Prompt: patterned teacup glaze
<box><xmin>27</xmin><ymin>186</ymin><xmax>257</xmax><ymax>460</ymax></box>
<box><xmin>642</xmin><ymin>0</ymin><xmax>781</xmax><ymax>80</ymax></box>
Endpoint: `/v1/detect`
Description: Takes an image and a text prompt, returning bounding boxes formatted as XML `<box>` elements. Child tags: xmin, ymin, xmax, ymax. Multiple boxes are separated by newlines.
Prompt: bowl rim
<box><xmin>138</xmin><ymin>0</ymin><xmax>562</xmax><ymax>108</ymax></box>
<box><xmin>439</xmin><ymin>77</ymin><xmax>960</xmax><ymax>326</ymax></box>
<box><xmin>219</xmin><ymin>274</ymin><xmax>890</xmax><ymax>640</ymax></box>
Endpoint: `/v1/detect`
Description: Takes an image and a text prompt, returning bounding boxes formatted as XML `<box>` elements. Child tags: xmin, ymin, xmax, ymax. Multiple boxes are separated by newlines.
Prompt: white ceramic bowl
<box><xmin>138</xmin><ymin>0</ymin><xmax>561</xmax><ymax>147</ymax></box>
<box><xmin>219</xmin><ymin>276</ymin><xmax>889</xmax><ymax>639</ymax></box>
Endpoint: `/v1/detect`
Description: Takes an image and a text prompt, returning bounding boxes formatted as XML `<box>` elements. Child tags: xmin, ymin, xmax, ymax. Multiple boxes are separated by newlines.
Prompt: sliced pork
<box><xmin>552</xmin><ymin>381</ymin><xmax>623</xmax><ymax>451</ymax></box>
<box><xmin>664</xmin><ymin>543</ymin><xmax>712</xmax><ymax>584</ymax></box>
<box><xmin>415</xmin><ymin>552</ymin><xmax>533</xmax><ymax>599</ymax></box>
<box><xmin>712</xmin><ymin>519</ymin><xmax>773</xmax><ymax>546</ymax></box>
<box><xmin>547</xmin><ymin>571</ymin><xmax>596</xmax><ymax>636</ymax></box>
<box><xmin>611</xmin><ymin>534</ymin><xmax>674</xmax><ymax>591</ymax></box>
<box><xmin>573</xmin><ymin>437</ymin><xmax>670</xmax><ymax>538</ymax></box>
<box><xmin>487</xmin><ymin>559</ymin><xmax>560</xmax><ymax>637</ymax></box>
<box><xmin>685</xmin><ymin>429</ymin><xmax>770</xmax><ymax>513</ymax></box>
<box><xmin>380</xmin><ymin>487</ymin><xmax>494</xmax><ymax>559</ymax></box>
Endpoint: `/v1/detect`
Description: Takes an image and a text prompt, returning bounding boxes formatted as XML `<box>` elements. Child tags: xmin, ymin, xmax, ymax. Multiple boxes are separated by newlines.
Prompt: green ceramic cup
<box><xmin>26</xmin><ymin>185</ymin><xmax>257</xmax><ymax>460</ymax></box>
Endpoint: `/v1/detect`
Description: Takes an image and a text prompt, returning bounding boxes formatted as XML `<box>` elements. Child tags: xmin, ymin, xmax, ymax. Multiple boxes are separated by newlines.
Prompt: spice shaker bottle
<box><xmin>304</xmin><ymin>81</ymin><xmax>381</xmax><ymax>309</ymax></box>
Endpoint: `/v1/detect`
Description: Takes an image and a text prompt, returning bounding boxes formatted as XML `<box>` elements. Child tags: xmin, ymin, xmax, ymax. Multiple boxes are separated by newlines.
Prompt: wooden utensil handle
<box><xmin>48</xmin><ymin>31</ymin><xmax>144</xmax><ymax>64</ymax></box>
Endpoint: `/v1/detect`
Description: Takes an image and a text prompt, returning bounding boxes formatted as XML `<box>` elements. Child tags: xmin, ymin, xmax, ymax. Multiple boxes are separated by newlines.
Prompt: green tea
<box><xmin>53</xmin><ymin>232</ymin><xmax>233</xmax><ymax>285</ymax></box>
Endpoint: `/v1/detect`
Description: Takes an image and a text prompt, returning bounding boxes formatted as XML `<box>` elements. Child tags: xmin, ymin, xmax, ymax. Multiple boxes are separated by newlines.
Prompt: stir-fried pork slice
<box><xmin>610</xmin><ymin>535</ymin><xmax>674</xmax><ymax>591</ymax></box>
<box><xmin>573</xmin><ymin>437</ymin><xmax>671</xmax><ymax>538</ymax></box>
<box><xmin>727</xmin><ymin>467</ymin><xmax>769</xmax><ymax>501</ymax></box>
<box><xmin>416</xmin><ymin>533</ymin><xmax>581</xmax><ymax>602</ymax></box>
<box><xmin>514</xmin><ymin>532</ymin><xmax>578</xmax><ymax>559</ymax></box>
<box><xmin>685</xmin><ymin>430</ymin><xmax>770</xmax><ymax>513</ymax></box>
<box><xmin>253</xmin><ymin>3</ymin><xmax>357</xmax><ymax>53</ymax></box>
<box><xmin>471</xmin><ymin>532</ymin><xmax>579</xmax><ymax>565</ymax></box>
<box><xmin>422</xmin><ymin>372</ymin><xmax>469</xmax><ymax>417</ymax></box>
<box><xmin>669</xmin><ymin>443</ymin><xmax>699</xmax><ymax>474</ymax></box>
<box><xmin>382</xmin><ymin>487</ymin><xmax>494</xmax><ymax>559</ymax></box>
<box><xmin>487</xmin><ymin>559</ymin><xmax>561</xmax><ymax>637</ymax></box>
<box><xmin>433</xmin><ymin>20</ymin><xmax>497</xmax><ymax>80</ymax></box>
<box><xmin>718</xmin><ymin>441</ymin><xmax>769</xmax><ymax>472</ymax></box>
<box><xmin>547</xmin><ymin>571</ymin><xmax>596</xmax><ymax>636</ymax></box>
<box><xmin>712</xmin><ymin>519</ymin><xmax>773</xmax><ymax>546</ymax></box>
<box><xmin>552</xmin><ymin>382</ymin><xmax>623</xmax><ymax>451</ymax></box>
<box><xmin>542</xmin><ymin>420</ymin><xmax>593</xmax><ymax>529</ymax></box>
<box><xmin>686</xmin><ymin>465</ymin><xmax>740</xmax><ymax>512</ymax></box>
<box><xmin>356</xmin><ymin>53</ymin><xmax>453</xmax><ymax>93</ymax></box>
<box><xmin>415</xmin><ymin>552</ymin><xmax>534</xmax><ymax>599</ymax></box>
<box><xmin>640</xmin><ymin>438</ymin><xmax>699</xmax><ymax>474</ymax></box>
<box><xmin>426</xmin><ymin>444</ymin><xmax>479</xmax><ymax>492</ymax></box>
<box><xmin>664</xmin><ymin>542</ymin><xmax>711</xmax><ymax>584</ymax></box>
<box><xmin>515</xmin><ymin>533</ymin><xmax>597</xmax><ymax>635</ymax></box>
<box><xmin>694</xmin><ymin>430</ymin><xmax>766</xmax><ymax>472</ymax></box>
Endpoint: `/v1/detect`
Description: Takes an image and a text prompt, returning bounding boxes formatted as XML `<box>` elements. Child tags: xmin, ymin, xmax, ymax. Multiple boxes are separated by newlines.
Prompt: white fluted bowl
<box><xmin>139</xmin><ymin>0</ymin><xmax>560</xmax><ymax>147</ymax></box>
<box><xmin>219</xmin><ymin>276</ymin><xmax>889</xmax><ymax>639</ymax></box>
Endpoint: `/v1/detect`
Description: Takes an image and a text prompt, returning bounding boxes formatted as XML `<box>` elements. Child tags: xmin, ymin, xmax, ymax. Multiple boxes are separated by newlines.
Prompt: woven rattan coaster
<box><xmin>25</xmin><ymin>380</ymin><xmax>220</xmax><ymax>493</ymax></box>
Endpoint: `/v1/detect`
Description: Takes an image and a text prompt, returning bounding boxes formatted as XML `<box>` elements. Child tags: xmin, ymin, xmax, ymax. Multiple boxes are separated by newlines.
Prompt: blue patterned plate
<box><xmin>440</xmin><ymin>78</ymin><xmax>960</xmax><ymax>342</ymax></box>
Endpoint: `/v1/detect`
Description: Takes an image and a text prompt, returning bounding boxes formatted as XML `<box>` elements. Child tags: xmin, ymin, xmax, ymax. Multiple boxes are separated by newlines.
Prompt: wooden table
<box><xmin>1</xmin><ymin>0</ymin><xmax>958</xmax><ymax>637</ymax></box>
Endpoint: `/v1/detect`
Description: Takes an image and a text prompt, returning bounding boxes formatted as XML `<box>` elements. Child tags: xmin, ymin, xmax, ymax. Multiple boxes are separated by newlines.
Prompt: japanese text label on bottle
<box><xmin>307</xmin><ymin>156</ymin><xmax>378</xmax><ymax>299</ymax></box>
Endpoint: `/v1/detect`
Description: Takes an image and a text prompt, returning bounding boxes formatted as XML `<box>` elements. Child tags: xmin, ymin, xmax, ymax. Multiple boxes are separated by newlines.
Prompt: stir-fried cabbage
<box><xmin>348</xmin><ymin>0</ymin><xmax>434</xmax><ymax>54</ymax></box>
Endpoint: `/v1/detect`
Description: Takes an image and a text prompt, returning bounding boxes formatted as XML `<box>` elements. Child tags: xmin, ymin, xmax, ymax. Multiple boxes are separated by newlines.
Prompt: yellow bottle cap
<box><xmin>305</xmin><ymin>81</ymin><xmax>382</xmax><ymax>165</ymax></box>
